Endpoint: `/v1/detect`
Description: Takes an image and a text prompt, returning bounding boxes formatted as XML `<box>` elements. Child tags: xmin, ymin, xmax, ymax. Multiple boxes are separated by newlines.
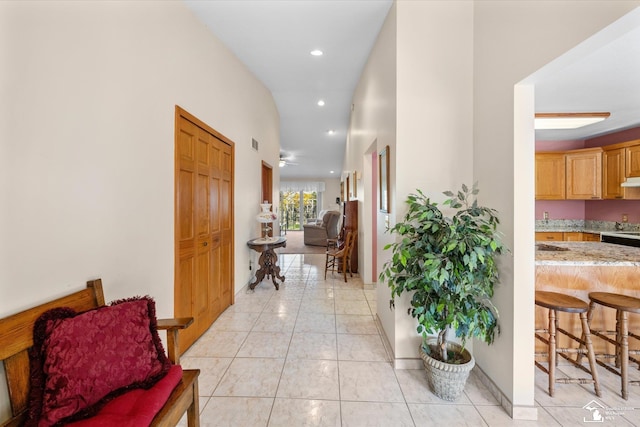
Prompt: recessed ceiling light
<box><xmin>330</xmin><ymin>170</ymin><xmax>334</xmax><ymax>174</ymax></box>
<box><xmin>317</xmin><ymin>100</ymin><xmax>325</xmax><ymax>107</ymax></box>
<box><xmin>534</xmin><ymin>112</ymin><xmax>610</xmax><ymax>130</ymax></box>
<box><xmin>310</xmin><ymin>49</ymin><xmax>323</xmax><ymax>56</ymax></box>
<box><xmin>327</xmin><ymin>130</ymin><xmax>335</xmax><ymax>135</ymax></box>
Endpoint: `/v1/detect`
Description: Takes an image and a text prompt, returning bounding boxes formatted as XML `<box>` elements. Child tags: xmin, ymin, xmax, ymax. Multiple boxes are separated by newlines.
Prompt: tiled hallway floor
<box><xmin>179</xmin><ymin>253</ymin><xmax>640</xmax><ymax>426</ymax></box>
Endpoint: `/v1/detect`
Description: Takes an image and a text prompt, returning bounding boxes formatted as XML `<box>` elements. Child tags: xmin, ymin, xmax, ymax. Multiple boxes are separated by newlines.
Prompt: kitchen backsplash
<box><xmin>535</xmin><ymin>219</ymin><xmax>640</xmax><ymax>232</ymax></box>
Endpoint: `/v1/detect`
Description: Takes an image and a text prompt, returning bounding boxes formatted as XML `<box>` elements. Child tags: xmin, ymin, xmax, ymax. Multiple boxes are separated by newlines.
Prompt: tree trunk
<box><xmin>438</xmin><ymin>327</ymin><xmax>449</xmax><ymax>362</ymax></box>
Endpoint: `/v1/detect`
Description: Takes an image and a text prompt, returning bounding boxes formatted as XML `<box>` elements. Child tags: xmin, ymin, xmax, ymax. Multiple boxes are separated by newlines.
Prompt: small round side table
<box><xmin>247</xmin><ymin>236</ymin><xmax>286</xmax><ymax>290</ymax></box>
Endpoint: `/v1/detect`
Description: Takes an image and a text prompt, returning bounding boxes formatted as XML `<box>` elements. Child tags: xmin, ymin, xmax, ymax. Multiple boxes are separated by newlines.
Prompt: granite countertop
<box><xmin>535</xmin><ymin>219</ymin><xmax>640</xmax><ymax>234</ymax></box>
<box><xmin>535</xmin><ymin>241</ymin><xmax>640</xmax><ymax>266</ymax></box>
<box><xmin>535</xmin><ymin>227</ymin><xmax>606</xmax><ymax>233</ymax></box>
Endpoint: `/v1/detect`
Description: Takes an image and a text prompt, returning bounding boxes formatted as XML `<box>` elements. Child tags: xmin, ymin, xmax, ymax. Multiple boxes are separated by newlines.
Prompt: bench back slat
<box><xmin>0</xmin><ymin>280</ymin><xmax>104</xmax><ymax>360</ymax></box>
<box><xmin>5</xmin><ymin>352</ymin><xmax>29</xmax><ymax>421</ymax></box>
<box><xmin>0</xmin><ymin>279</ymin><xmax>105</xmax><ymax>424</ymax></box>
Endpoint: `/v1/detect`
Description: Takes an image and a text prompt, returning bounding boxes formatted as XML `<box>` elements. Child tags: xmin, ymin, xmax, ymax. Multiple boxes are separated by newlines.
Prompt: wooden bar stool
<box><xmin>535</xmin><ymin>291</ymin><xmax>601</xmax><ymax>397</ymax></box>
<box><xmin>588</xmin><ymin>292</ymin><xmax>640</xmax><ymax>400</ymax></box>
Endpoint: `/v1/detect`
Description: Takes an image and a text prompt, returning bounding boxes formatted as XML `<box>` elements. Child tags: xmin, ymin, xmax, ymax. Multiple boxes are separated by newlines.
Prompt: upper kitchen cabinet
<box><xmin>535</xmin><ymin>152</ymin><xmax>565</xmax><ymax>200</ymax></box>
<box><xmin>602</xmin><ymin>140</ymin><xmax>640</xmax><ymax>200</ymax></box>
<box><xmin>626</xmin><ymin>141</ymin><xmax>640</xmax><ymax>177</ymax></box>
<box><xmin>603</xmin><ymin>147</ymin><xmax>625</xmax><ymax>199</ymax></box>
<box><xmin>565</xmin><ymin>147</ymin><xmax>602</xmax><ymax>200</ymax></box>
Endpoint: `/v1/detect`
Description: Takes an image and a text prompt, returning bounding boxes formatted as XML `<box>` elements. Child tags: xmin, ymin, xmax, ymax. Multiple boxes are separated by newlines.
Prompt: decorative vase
<box><xmin>419</xmin><ymin>340</ymin><xmax>475</xmax><ymax>401</ymax></box>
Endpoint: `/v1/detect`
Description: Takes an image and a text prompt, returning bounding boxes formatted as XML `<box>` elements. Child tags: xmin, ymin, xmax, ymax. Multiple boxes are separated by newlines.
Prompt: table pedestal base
<box><xmin>249</xmin><ymin>249</ymin><xmax>285</xmax><ymax>290</ymax></box>
<box><xmin>247</xmin><ymin>236</ymin><xmax>286</xmax><ymax>290</ymax></box>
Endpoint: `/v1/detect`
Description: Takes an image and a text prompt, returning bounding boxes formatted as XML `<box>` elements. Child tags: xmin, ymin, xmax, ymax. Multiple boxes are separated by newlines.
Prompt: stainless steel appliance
<box><xmin>600</xmin><ymin>231</ymin><xmax>640</xmax><ymax>247</ymax></box>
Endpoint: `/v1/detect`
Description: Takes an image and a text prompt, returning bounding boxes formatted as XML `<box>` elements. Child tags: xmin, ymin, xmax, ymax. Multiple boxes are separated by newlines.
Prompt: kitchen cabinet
<box><xmin>565</xmin><ymin>148</ymin><xmax>602</xmax><ymax>200</ymax></box>
<box><xmin>535</xmin><ymin>232</ymin><xmax>601</xmax><ymax>242</ymax></box>
<box><xmin>563</xmin><ymin>232</ymin><xmax>583</xmax><ymax>241</ymax></box>
<box><xmin>583</xmin><ymin>233</ymin><xmax>601</xmax><ymax>242</ymax></box>
<box><xmin>603</xmin><ymin>147</ymin><xmax>625</xmax><ymax>199</ymax></box>
<box><xmin>537</xmin><ymin>141</ymin><xmax>640</xmax><ymax>200</ymax></box>
<box><xmin>535</xmin><ymin>153</ymin><xmax>565</xmax><ymax>200</ymax></box>
<box><xmin>626</xmin><ymin>142</ymin><xmax>640</xmax><ymax>177</ymax></box>
<box><xmin>535</xmin><ymin>232</ymin><xmax>563</xmax><ymax>241</ymax></box>
<box><xmin>602</xmin><ymin>143</ymin><xmax>640</xmax><ymax>200</ymax></box>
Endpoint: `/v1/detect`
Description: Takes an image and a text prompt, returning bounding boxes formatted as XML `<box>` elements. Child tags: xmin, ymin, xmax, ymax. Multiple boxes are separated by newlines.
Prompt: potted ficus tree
<box><xmin>379</xmin><ymin>183</ymin><xmax>506</xmax><ymax>401</ymax></box>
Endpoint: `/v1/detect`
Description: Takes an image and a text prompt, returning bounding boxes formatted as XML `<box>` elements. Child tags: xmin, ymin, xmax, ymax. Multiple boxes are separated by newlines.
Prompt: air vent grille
<box><xmin>251</xmin><ymin>138</ymin><xmax>259</xmax><ymax>151</ymax></box>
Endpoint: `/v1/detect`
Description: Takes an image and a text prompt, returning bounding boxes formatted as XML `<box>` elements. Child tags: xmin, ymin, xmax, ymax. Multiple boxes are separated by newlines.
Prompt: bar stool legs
<box><xmin>588</xmin><ymin>292</ymin><xmax>640</xmax><ymax>400</ymax></box>
<box><xmin>535</xmin><ymin>291</ymin><xmax>601</xmax><ymax>397</ymax></box>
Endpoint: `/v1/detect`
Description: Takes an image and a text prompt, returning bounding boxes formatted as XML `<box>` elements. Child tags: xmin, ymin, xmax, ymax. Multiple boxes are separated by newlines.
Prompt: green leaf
<box><xmin>378</xmin><ymin>183</ymin><xmax>507</xmax><ymax>354</ymax></box>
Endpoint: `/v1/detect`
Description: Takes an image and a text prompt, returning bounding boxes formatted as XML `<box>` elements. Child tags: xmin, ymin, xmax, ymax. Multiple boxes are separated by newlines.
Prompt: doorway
<box><xmin>174</xmin><ymin>106</ymin><xmax>234</xmax><ymax>354</ymax></box>
<box><xmin>261</xmin><ymin>161</ymin><xmax>273</xmax><ymax>236</ymax></box>
<box><xmin>279</xmin><ymin>190</ymin><xmax>318</xmax><ymax>231</ymax></box>
<box><xmin>261</xmin><ymin>161</ymin><xmax>273</xmax><ymax>205</ymax></box>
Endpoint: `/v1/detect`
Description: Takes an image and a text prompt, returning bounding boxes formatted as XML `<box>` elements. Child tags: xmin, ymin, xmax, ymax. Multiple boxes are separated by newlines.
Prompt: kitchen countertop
<box><xmin>534</xmin><ymin>219</ymin><xmax>640</xmax><ymax>234</ymax></box>
<box><xmin>535</xmin><ymin>228</ymin><xmax>605</xmax><ymax>233</ymax></box>
<box><xmin>535</xmin><ymin>241</ymin><xmax>640</xmax><ymax>266</ymax></box>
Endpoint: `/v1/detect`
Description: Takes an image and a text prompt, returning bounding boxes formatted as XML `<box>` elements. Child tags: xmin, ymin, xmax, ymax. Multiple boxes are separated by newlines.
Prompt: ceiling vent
<box><xmin>251</xmin><ymin>138</ymin><xmax>259</xmax><ymax>151</ymax></box>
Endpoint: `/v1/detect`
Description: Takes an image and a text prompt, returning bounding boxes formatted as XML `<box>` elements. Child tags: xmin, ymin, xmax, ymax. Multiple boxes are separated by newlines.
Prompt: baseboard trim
<box><xmin>375</xmin><ymin>315</ymin><xmax>538</xmax><ymax>421</ymax></box>
<box><xmin>472</xmin><ymin>365</ymin><xmax>538</xmax><ymax>420</ymax></box>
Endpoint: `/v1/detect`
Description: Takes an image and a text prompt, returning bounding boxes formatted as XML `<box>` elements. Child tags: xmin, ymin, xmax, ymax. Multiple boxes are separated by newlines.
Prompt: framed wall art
<box><xmin>346</xmin><ymin>175</ymin><xmax>351</xmax><ymax>201</ymax></box>
<box><xmin>352</xmin><ymin>171</ymin><xmax>357</xmax><ymax>198</ymax></box>
<box><xmin>379</xmin><ymin>146</ymin><xmax>390</xmax><ymax>213</ymax></box>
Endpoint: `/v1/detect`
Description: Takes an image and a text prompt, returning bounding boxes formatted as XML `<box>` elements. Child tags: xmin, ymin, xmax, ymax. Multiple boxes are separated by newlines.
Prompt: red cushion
<box><xmin>66</xmin><ymin>365</ymin><xmax>183</xmax><ymax>427</ymax></box>
<box><xmin>27</xmin><ymin>297</ymin><xmax>171</xmax><ymax>427</ymax></box>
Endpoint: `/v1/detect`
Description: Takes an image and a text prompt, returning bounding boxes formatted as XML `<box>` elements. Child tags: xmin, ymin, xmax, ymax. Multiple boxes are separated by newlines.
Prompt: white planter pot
<box><xmin>419</xmin><ymin>339</ymin><xmax>475</xmax><ymax>401</ymax></box>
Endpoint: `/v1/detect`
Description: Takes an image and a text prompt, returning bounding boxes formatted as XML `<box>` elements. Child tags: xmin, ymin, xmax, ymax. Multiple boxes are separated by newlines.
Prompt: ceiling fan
<box><xmin>279</xmin><ymin>153</ymin><xmax>299</xmax><ymax>168</ymax></box>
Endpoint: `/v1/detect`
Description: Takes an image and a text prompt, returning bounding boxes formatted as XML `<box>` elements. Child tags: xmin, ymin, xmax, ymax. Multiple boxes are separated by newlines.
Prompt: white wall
<box><xmin>348</xmin><ymin>2</ymin><xmax>397</xmax><ymax>348</ymax></box>
<box><xmin>322</xmin><ymin>178</ymin><xmax>342</xmax><ymax>212</ymax></box>
<box><xmin>473</xmin><ymin>1</ymin><xmax>639</xmax><ymax>416</ymax></box>
<box><xmin>348</xmin><ymin>0</ymin><xmax>640</xmax><ymax>419</ymax></box>
<box><xmin>395</xmin><ymin>0</ymin><xmax>475</xmax><ymax>360</ymax></box>
<box><xmin>349</xmin><ymin>1</ymin><xmax>474</xmax><ymax>364</ymax></box>
<box><xmin>0</xmin><ymin>1</ymin><xmax>280</xmax><ymax>317</ymax></box>
<box><xmin>0</xmin><ymin>2</ymin><xmax>280</xmax><ymax>418</ymax></box>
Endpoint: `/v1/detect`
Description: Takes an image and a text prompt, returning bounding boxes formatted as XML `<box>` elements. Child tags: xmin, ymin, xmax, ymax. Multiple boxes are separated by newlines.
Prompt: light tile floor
<box><xmin>178</xmin><ymin>253</ymin><xmax>640</xmax><ymax>426</ymax></box>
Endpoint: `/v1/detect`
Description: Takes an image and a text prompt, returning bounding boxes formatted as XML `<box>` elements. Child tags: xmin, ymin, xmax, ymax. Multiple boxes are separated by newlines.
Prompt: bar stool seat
<box><xmin>588</xmin><ymin>292</ymin><xmax>640</xmax><ymax>400</ymax></box>
<box><xmin>535</xmin><ymin>291</ymin><xmax>601</xmax><ymax>397</ymax></box>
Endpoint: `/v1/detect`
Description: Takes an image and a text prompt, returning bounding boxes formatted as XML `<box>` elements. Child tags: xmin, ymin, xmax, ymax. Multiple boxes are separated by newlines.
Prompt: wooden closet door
<box><xmin>175</xmin><ymin>108</ymin><xmax>234</xmax><ymax>353</ymax></box>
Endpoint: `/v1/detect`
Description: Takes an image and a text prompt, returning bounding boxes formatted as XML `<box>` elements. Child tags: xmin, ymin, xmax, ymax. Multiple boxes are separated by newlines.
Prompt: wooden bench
<box><xmin>0</xmin><ymin>279</ymin><xmax>200</xmax><ymax>427</ymax></box>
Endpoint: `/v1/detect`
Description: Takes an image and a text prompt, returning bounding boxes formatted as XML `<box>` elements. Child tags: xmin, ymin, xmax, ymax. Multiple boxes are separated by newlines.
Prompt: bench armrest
<box><xmin>157</xmin><ymin>317</ymin><xmax>194</xmax><ymax>365</ymax></box>
<box><xmin>157</xmin><ymin>317</ymin><xmax>194</xmax><ymax>330</ymax></box>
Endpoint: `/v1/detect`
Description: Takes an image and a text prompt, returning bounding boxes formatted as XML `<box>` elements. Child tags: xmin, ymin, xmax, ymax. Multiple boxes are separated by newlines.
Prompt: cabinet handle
<box><xmin>203</xmin><ymin>242</ymin><xmax>208</xmax><ymax>246</ymax></box>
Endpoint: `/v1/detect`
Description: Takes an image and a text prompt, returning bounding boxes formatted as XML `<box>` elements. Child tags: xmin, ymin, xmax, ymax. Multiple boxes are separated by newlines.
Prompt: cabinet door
<box><xmin>626</xmin><ymin>144</ymin><xmax>640</xmax><ymax>177</ymax></box>
<box><xmin>535</xmin><ymin>153</ymin><xmax>565</xmax><ymax>200</ymax></box>
<box><xmin>566</xmin><ymin>149</ymin><xmax>602</xmax><ymax>199</ymax></box>
<box><xmin>563</xmin><ymin>232</ymin><xmax>583</xmax><ymax>241</ymax></box>
<box><xmin>535</xmin><ymin>232</ymin><xmax>563</xmax><ymax>241</ymax></box>
<box><xmin>583</xmin><ymin>233</ymin><xmax>601</xmax><ymax>242</ymax></box>
<box><xmin>603</xmin><ymin>148</ymin><xmax>625</xmax><ymax>199</ymax></box>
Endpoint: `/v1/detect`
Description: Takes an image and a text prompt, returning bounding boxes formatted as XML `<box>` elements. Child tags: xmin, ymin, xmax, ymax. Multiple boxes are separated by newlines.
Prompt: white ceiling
<box><xmin>533</xmin><ymin>11</ymin><xmax>640</xmax><ymax>142</ymax></box>
<box><xmin>185</xmin><ymin>1</ymin><xmax>640</xmax><ymax>178</ymax></box>
<box><xmin>185</xmin><ymin>0</ymin><xmax>393</xmax><ymax>179</ymax></box>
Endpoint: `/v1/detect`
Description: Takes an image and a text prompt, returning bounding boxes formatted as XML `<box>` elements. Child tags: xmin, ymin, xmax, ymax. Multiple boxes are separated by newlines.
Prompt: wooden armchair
<box><xmin>325</xmin><ymin>230</ymin><xmax>357</xmax><ymax>282</ymax></box>
<box><xmin>0</xmin><ymin>279</ymin><xmax>200</xmax><ymax>427</ymax></box>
